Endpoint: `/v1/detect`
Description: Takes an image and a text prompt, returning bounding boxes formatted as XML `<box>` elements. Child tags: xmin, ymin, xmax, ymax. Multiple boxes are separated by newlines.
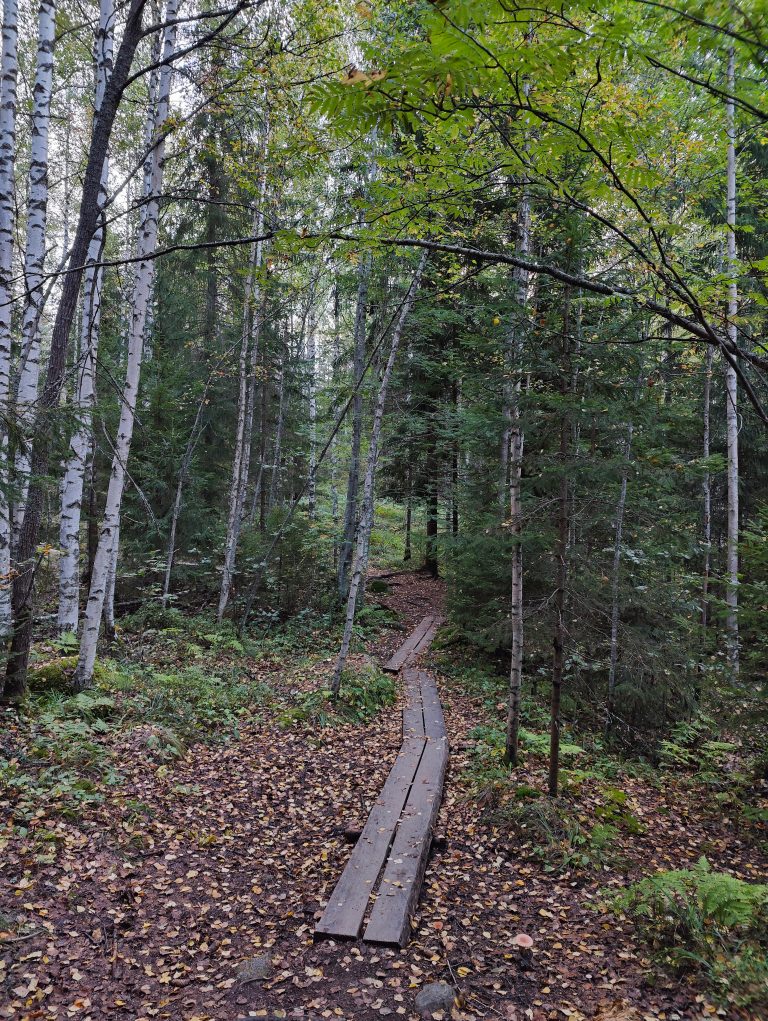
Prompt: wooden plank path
<box><xmin>315</xmin><ymin>615</ymin><xmax>448</xmax><ymax>947</ymax></box>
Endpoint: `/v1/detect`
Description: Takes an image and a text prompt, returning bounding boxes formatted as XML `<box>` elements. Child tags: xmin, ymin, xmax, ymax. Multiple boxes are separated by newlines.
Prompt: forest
<box><xmin>0</xmin><ymin>0</ymin><xmax>767</xmax><ymax>1018</ymax></box>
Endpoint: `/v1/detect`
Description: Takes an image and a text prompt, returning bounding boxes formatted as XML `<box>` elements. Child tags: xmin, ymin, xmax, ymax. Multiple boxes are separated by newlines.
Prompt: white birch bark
<box><xmin>504</xmin><ymin>186</ymin><xmax>530</xmax><ymax>766</ymax></box>
<box><xmin>57</xmin><ymin>0</ymin><xmax>114</xmax><ymax>633</ymax></box>
<box><xmin>73</xmin><ymin>1</ymin><xmax>177</xmax><ymax>688</ymax></box>
<box><xmin>217</xmin><ymin>181</ymin><xmax>267</xmax><ymax>623</ymax></box>
<box><xmin>724</xmin><ymin>43</ymin><xmax>739</xmax><ymax>674</ymax></box>
<box><xmin>0</xmin><ymin>0</ymin><xmax>18</xmax><ymax>635</ymax></box>
<box><xmin>331</xmin><ymin>253</ymin><xmax>426</xmax><ymax>696</ymax></box>
<box><xmin>12</xmin><ymin>0</ymin><xmax>56</xmax><ymax>550</ymax></box>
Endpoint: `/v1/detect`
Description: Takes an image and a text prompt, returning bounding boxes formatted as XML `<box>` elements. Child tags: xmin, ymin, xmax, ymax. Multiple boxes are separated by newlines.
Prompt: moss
<box><xmin>27</xmin><ymin>657</ymin><xmax>79</xmax><ymax>692</ymax></box>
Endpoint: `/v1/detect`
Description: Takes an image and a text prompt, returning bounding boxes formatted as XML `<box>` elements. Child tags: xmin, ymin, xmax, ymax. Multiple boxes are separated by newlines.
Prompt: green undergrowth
<box><xmin>279</xmin><ymin>664</ymin><xmax>396</xmax><ymax>728</ymax></box>
<box><xmin>462</xmin><ymin>722</ymin><xmax>648</xmax><ymax>872</ymax></box>
<box><xmin>612</xmin><ymin>857</ymin><xmax>768</xmax><ymax>1009</ymax></box>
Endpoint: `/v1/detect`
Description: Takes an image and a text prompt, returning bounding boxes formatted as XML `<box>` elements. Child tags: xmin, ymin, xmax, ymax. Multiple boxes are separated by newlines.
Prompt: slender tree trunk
<box><xmin>4</xmin><ymin>0</ymin><xmax>148</xmax><ymax>700</ymax></box>
<box><xmin>404</xmin><ymin>467</ymin><xmax>412</xmax><ymax>562</ymax></box>
<box><xmin>57</xmin><ymin>0</ymin><xmax>114</xmax><ymax>634</ymax></box>
<box><xmin>163</xmin><ymin>379</ymin><xmax>212</xmax><ymax>606</ymax></box>
<box><xmin>268</xmin><ymin>338</ymin><xmax>287</xmax><ymax>511</ymax></box>
<box><xmin>503</xmin><ymin>185</ymin><xmax>531</xmax><ymax>767</ymax></box>
<box><xmin>724</xmin><ymin>43</ymin><xmax>739</xmax><ymax>674</ymax></box>
<box><xmin>218</xmin><ymin>186</ymin><xmax>267</xmax><ymax>623</ymax></box>
<box><xmin>12</xmin><ymin>0</ymin><xmax>56</xmax><ymax>555</ymax></box>
<box><xmin>549</xmin><ymin>282</ymin><xmax>572</xmax><ymax>799</ymax></box>
<box><xmin>425</xmin><ymin>483</ymin><xmax>438</xmax><ymax>578</ymax></box>
<box><xmin>701</xmin><ymin>346</ymin><xmax>713</xmax><ymax>629</ymax></box>
<box><xmin>0</xmin><ymin>0</ymin><xmax>18</xmax><ymax>637</ymax></box>
<box><xmin>330</xmin><ymin>279</ymin><xmax>340</xmax><ymax>566</ymax></box>
<box><xmin>102</xmin><ymin>519</ymin><xmax>118</xmax><ymax>640</ymax></box>
<box><xmin>606</xmin><ymin>422</ymin><xmax>633</xmax><ymax>726</ymax></box>
<box><xmin>72</xmin><ymin>0</ymin><xmax>176</xmax><ymax>690</ymax></box>
<box><xmin>305</xmin><ymin>272</ymin><xmax>320</xmax><ymax>520</ymax></box>
<box><xmin>331</xmin><ymin>254</ymin><xmax>426</xmax><ymax>696</ymax></box>
<box><xmin>337</xmin><ymin>252</ymin><xmax>370</xmax><ymax>599</ymax></box>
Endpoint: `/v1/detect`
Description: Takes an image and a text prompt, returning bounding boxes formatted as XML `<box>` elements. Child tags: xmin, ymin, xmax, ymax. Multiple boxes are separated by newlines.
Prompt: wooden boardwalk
<box><xmin>315</xmin><ymin>616</ymin><xmax>448</xmax><ymax>947</ymax></box>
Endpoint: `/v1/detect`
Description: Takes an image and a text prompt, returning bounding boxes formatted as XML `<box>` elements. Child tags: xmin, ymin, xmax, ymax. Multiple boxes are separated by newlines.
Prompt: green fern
<box><xmin>614</xmin><ymin>857</ymin><xmax>768</xmax><ymax>1007</ymax></box>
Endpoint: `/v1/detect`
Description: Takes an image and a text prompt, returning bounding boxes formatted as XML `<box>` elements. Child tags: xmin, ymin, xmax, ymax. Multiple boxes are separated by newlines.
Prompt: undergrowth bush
<box><xmin>614</xmin><ymin>857</ymin><xmax>768</xmax><ymax>1008</ymax></box>
<box><xmin>279</xmin><ymin>666</ymin><xmax>396</xmax><ymax>728</ymax></box>
<box><xmin>108</xmin><ymin>662</ymin><xmax>273</xmax><ymax>741</ymax></box>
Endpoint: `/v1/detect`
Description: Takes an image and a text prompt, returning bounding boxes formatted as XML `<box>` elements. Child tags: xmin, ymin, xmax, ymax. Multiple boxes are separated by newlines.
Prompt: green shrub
<box><xmin>119</xmin><ymin>664</ymin><xmax>272</xmax><ymax>740</ymax></box>
<box><xmin>496</xmin><ymin>797</ymin><xmax>620</xmax><ymax>872</ymax></box>
<box><xmin>279</xmin><ymin>666</ymin><xmax>396</xmax><ymax>728</ymax></box>
<box><xmin>614</xmin><ymin>857</ymin><xmax>768</xmax><ymax>1008</ymax></box>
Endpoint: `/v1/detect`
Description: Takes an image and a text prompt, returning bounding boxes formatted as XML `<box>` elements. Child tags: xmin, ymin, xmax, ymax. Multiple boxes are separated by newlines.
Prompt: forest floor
<box><xmin>1</xmin><ymin>573</ymin><xmax>767</xmax><ymax>1021</ymax></box>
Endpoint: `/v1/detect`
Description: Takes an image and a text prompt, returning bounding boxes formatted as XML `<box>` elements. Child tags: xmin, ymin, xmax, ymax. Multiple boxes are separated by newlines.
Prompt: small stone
<box><xmin>236</xmin><ymin>954</ymin><xmax>273</xmax><ymax>984</ymax></box>
<box><xmin>414</xmin><ymin>982</ymin><xmax>455</xmax><ymax>1018</ymax></box>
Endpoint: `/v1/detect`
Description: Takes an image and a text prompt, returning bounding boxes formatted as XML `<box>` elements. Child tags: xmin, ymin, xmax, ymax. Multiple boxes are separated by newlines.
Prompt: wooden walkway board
<box><xmin>363</xmin><ymin>735</ymin><xmax>449</xmax><ymax>947</ymax></box>
<box><xmin>382</xmin><ymin>616</ymin><xmax>435</xmax><ymax>673</ymax></box>
<box><xmin>314</xmin><ymin>736</ymin><xmax>426</xmax><ymax>941</ymax></box>
<box><xmin>315</xmin><ymin>611</ymin><xmax>448</xmax><ymax>947</ymax></box>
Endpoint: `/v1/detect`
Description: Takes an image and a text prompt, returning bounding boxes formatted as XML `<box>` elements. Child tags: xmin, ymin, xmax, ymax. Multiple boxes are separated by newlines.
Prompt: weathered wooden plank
<box><xmin>362</xmin><ymin>735</ymin><xmax>449</xmax><ymax>947</ymax></box>
<box><xmin>402</xmin><ymin>668</ymin><xmax>424</xmax><ymax>739</ymax></box>
<box><xmin>419</xmin><ymin>672</ymin><xmax>447</xmax><ymax>741</ymax></box>
<box><xmin>383</xmin><ymin>616</ymin><xmax>434</xmax><ymax>673</ymax></box>
<box><xmin>314</xmin><ymin>736</ymin><xmax>426</xmax><ymax>941</ymax></box>
<box><xmin>411</xmin><ymin>615</ymin><xmax>442</xmax><ymax>658</ymax></box>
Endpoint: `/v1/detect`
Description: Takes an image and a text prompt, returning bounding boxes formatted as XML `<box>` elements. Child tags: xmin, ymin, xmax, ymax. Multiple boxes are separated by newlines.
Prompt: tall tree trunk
<box><xmin>337</xmin><ymin>252</ymin><xmax>370</xmax><ymax>599</ymax></box>
<box><xmin>306</xmin><ymin>302</ymin><xmax>318</xmax><ymax>520</ymax></box>
<box><xmin>0</xmin><ymin>0</ymin><xmax>18</xmax><ymax>637</ymax></box>
<box><xmin>724</xmin><ymin>43</ymin><xmax>739</xmax><ymax>674</ymax></box>
<box><xmin>73</xmin><ymin>0</ymin><xmax>176</xmax><ymax>690</ymax></box>
<box><xmin>57</xmin><ymin>0</ymin><xmax>114</xmax><ymax>634</ymax></box>
<box><xmin>217</xmin><ymin>184</ymin><xmax>267</xmax><ymax>623</ymax></box>
<box><xmin>701</xmin><ymin>346</ymin><xmax>714</xmax><ymax>629</ymax></box>
<box><xmin>330</xmin><ymin>279</ymin><xmax>340</xmax><ymax>566</ymax></box>
<box><xmin>12</xmin><ymin>0</ymin><xmax>56</xmax><ymax>554</ymax></box>
<box><xmin>4</xmin><ymin>0</ymin><xmax>148</xmax><ymax>700</ymax></box>
<box><xmin>331</xmin><ymin>254</ymin><xmax>426</xmax><ymax>696</ymax></box>
<box><xmin>503</xmin><ymin>184</ymin><xmax>531</xmax><ymax>767</ymax></box>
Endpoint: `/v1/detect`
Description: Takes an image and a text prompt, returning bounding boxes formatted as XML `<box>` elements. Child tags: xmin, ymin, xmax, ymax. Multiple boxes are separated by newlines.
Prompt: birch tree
<box><xmin>57</xmin><ymin>0</ymin><xmax>114</xmax><ymax>634</ymax></box>
<box><xmin>73</xmin><ymin>0</ymin><xmax>178</xmax><ymax>689</ymax></box>
<box><xmin>0</xmin><ymin>0</ymin><xmax>18</xmax><ymax>636</ymax></box>
<box><xmin>3</xmin><ymin>0</ymin><xmax>150</xmax><ymax>699</ymax></box>
<box><xmin>337</xmin><ymin>251</ymin><xmax>370</xmax><ymax>598</ymax></box>
<box><xmin>13</xmin><ymin>0</ymin><xmax>56</xmax><ymax>549</ymax></box>
<box><xmin>217</xmin><ymin>177</ymin><xmax>268</xmax><ymax>623</ymax></box>
<box><xmin>724</xmin><ymin>43</ymin><xmax>739</xmax><ymax>674</ymax></box>
<box><xmin>331</xmin><ymin>253</ymin><xmax>426</xmax><ymax>696</ymax></box>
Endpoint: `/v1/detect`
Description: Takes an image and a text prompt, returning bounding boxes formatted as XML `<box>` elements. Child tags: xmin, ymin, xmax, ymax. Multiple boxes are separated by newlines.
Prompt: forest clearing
<box><xmin>0</xmin><ymin>1</ymin><xmax>767</xmax><ymax>1019</ymax></box>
